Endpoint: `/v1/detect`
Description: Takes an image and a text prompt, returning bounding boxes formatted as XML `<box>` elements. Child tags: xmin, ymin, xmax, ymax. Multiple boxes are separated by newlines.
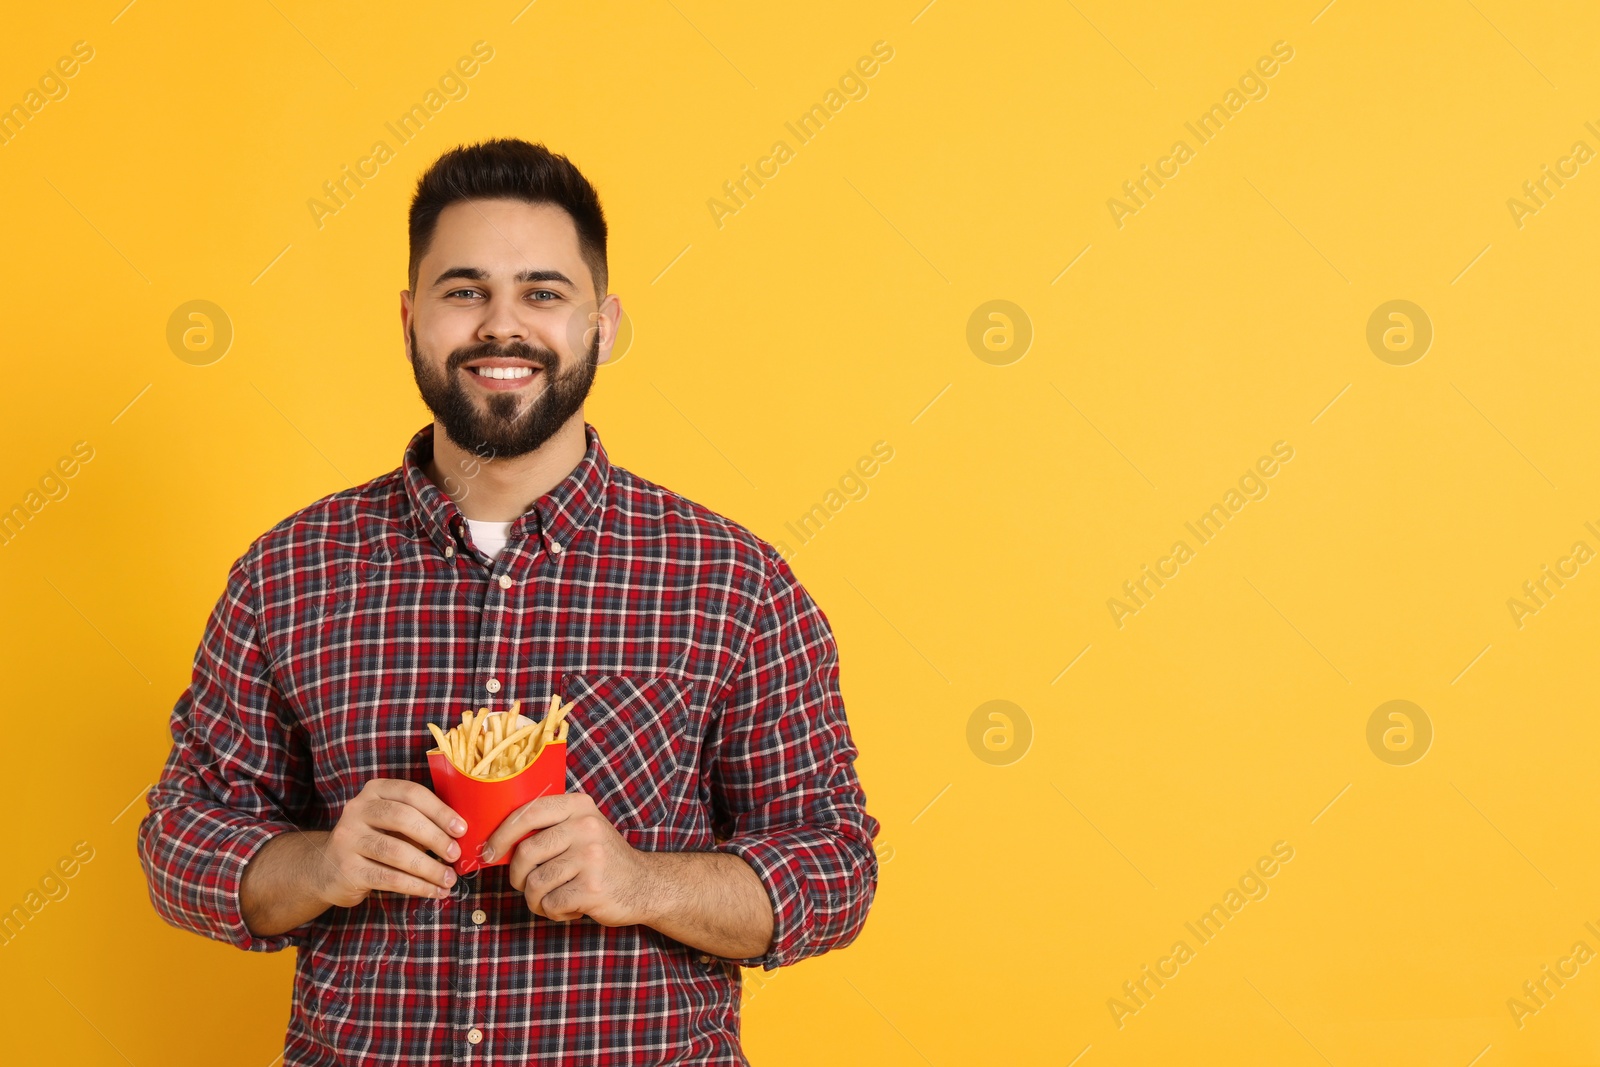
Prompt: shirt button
<box><xmin>471</xmin><ymin>909</ymin><xmax>487</xmax><ymax>925</ymax></box>
<box><xmin>550</xmin><ymin>540</ymin><xmax>563</xmax><ymax>554</ymax></box>
<box><xmin>445</xmin><ymin>546</ymin><xmax>455</xmax><ymax>557</ymax></box>
<box><xmin>697</xmin><ymin>953</ymin><xmax>713</xmax><ymax>963</ymax></box>
<box><xmin>485</xmin><ymin>678</ymin><xmax>502</xmax><ymax>694</ymax></box>
<box><xmin>467</xmin><ymin>1027</ymin><xmax>483</xmax><ymax>1045</ymax></box>
<box><xmin>497</xmin><ymin>574</ymin><xmax>512</xmax><ymax>590</ymax></box>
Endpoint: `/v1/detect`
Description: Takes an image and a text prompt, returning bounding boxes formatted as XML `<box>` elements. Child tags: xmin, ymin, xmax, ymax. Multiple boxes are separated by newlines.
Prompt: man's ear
<box><xmin>400</xmin><ymin>290</ymin><xmax>414</xmax><ymax>362</ymax></box>
<box><xmin>595</xmin><ymin>293</ymin><xmax>623</xmax><ymax>365</ymax></box>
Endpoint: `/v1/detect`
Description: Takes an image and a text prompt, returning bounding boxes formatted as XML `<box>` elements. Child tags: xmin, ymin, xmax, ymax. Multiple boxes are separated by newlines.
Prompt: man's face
<box><xmin>404</xmin><ymin>199</ymin><xmax>608</xmax><ymax>459</ymax></box>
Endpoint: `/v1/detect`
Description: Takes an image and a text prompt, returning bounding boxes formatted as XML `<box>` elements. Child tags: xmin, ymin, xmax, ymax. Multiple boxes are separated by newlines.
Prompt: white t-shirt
<box><xmin>465</xmin><ymin>518</ymin><xmax>514</xmax><ymax>560</ymax></box>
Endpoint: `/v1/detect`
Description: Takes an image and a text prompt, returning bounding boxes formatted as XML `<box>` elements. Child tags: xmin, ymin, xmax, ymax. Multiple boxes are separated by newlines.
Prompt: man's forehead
<box><xmin>425</xmin><ymin>199</ymin><xmax>582</xmax><ymax>275</ymax></box>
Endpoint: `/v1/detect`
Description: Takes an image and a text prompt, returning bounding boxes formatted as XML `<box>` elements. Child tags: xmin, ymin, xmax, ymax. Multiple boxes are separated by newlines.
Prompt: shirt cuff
<box><xmin>709</xmin><ymin>836</ymin><xmax>810</xmax><ymax>971</ymax></box>
<box><xmin>213</xmin><ymin>821</ymin><xmax>316</xmax><ymax>953</ymax></box>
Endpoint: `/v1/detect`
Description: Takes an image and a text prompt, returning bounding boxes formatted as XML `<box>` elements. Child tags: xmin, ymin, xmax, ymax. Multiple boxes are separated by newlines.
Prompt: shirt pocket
<box><xmin>558</xmin><ymin>672</ymin><xmax>692</xmax><ymax>844</ymax></box>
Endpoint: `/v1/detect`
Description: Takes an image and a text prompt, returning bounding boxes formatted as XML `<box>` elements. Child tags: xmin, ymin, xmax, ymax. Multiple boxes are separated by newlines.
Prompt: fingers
<box><xmin>482</xmin><ymin>794</ymin><xmax>580</xmax><ymax>864</ymax></box>
<box><xmin>381</xmin><ymin>828</ymin><xmax>456</xmax><ymax>864</ymax></box>
<box><xmin>349</xmin><ymin>781</ymin><xmax>464</xmax><ymax>895</ymax></box>
<box><xmin>364</xmin><ymin>794</ymin><xmax>462</xmax><ymax>867</ymax></box>
<box><xmin>523</xmin><ymin>856</ymin><xmax>582</xmax><ymax>918</ymax></box>
<box><xmin>355</xmin><ymin>828</ymin><xmax>457</xmax><ymax>896</ymax></box>
<box><xmin>358</xmin><ymin>860</ymin><xmax>454</xmax><ymax>900</ymax></box>
<box><xmin>371</xmin><ymin>779</ymin><xmax>468</xmax><ymax>839</ymax></box>
<box><xmin>506</xmin><ymin>824</ymin><xmax>571</xmax><ymax>890</ymax></box>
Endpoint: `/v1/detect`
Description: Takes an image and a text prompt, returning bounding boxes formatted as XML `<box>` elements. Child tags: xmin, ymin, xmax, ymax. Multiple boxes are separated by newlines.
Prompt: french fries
<box><xmin>426</xmin><ymin>696</ymin><xmax>574</xmax><ymax>780</ymax></box>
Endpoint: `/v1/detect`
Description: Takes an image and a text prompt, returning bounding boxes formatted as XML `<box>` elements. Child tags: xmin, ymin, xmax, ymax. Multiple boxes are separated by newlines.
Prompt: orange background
<box><xmin>5</xmin><ymin>2</ymin><xmax>1600</xmax><ymax>1064</ymax></box>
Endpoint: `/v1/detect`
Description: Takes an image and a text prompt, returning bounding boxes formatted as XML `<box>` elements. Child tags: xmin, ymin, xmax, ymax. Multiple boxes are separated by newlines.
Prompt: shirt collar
<box><xmin>401</xmin><ymin>421</ymin><xmax>611</xmax><ymax>560</ymax></box>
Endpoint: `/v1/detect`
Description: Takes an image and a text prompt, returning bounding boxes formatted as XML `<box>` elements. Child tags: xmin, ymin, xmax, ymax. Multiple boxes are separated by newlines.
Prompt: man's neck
<box><xmin>423</xmin><ymin>413</ymin><xmax>588</xmax><ymax>522</ymax></box>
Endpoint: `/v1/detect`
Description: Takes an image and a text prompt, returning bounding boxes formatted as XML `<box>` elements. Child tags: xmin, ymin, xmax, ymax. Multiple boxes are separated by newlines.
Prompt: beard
<box><xmin>407</xmin><ymin>320</ymin><xmax>599</xmax><ymax>460</ymax></box>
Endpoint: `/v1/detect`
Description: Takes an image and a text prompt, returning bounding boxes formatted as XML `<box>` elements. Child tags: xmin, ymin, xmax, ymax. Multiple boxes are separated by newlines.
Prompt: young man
<box><xmin>136</xmin><ymin>138</ymin><xmax>880</xmax><ymax>1064</ymax></box>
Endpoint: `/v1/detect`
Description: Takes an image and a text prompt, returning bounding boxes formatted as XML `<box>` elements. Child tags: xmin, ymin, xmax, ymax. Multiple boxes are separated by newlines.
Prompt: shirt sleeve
<box><xmin>704</xmin><ymin>547</ymin><xmax>881</xmax><ymax>971</ymax></box>
<box><xmin>136</xmin><ymin>548</ymin><xmax>317</xmax><ymax>953</ymax></box>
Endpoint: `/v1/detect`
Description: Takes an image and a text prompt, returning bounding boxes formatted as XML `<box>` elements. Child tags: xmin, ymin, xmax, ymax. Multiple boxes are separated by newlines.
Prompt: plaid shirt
<box><xmin>136</xmin><ymin>421</ymin><xmax>879</xmax><ymax>1065</ymax></box>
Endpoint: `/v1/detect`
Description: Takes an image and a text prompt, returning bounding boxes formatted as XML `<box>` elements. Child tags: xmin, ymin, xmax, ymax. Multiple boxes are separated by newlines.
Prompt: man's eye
<box><xmin>443</xmin><ymin>288</ymin><xmax>560</xmax><ymax>301</ymax></box>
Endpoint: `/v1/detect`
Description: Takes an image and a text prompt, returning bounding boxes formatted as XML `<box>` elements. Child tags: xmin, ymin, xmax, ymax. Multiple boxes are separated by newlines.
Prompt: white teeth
<box><xmin>472</xmin><ymin>365</ymin><xmax>535</xmax><ymax>380</ymax></box>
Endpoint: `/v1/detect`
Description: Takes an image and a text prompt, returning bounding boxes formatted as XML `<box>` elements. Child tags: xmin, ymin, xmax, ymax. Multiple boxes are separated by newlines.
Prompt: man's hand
<box><xmin>318</xmin><ymin>779</ymin><xmax>468</xmax><ymax>907</ymax></box>
<box><xmin>482</xmin><ymin>794</ymin><xmax>654</xmax><ymax>926</ymax></box>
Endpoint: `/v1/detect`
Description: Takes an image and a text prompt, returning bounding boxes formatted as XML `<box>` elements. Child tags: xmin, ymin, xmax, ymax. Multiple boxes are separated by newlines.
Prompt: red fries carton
<box><xmin>426</xmin><ymin>710</ymin><xmax>569</xmax><ymax>875</ymax></box>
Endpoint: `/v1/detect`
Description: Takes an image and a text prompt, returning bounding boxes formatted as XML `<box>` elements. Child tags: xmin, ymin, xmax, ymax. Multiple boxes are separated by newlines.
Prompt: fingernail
<box><xmin>444</xmin><ymin>870</ymin><xmax>456</xmax><ymax>886</ymax></box>
<box><xmin>477</xmin><ymin>843</ymin><xmax>495</xmax><ymax>862</ymax></box>
<box><xmin>447</xmin><ymin>841</ymin><xmax>460</xmax><ymax>860</ymax></box>
<box><xmin>450</xmin><ymin>819</ymin><xmax>467</xmax><ymax>835</ymax></box>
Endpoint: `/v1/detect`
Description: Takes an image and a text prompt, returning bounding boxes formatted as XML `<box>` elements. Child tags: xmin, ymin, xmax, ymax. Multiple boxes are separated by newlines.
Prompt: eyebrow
<box><xmin>431</xmin><ymin>267</ymin><xmax>577</xmax><ymax>290</ymax></box>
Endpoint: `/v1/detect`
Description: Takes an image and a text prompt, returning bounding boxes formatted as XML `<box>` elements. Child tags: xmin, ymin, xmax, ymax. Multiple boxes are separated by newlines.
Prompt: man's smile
<box><xmin>462</xmin><ymin>357</ymin><xmax>545</xmax><ymax>391</ymax></box>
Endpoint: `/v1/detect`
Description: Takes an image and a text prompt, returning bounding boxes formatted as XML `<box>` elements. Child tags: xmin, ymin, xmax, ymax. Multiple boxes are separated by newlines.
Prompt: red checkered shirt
<box><xmin>136</xmin><ymin>421</ymin><xmax>880</xmax><ymax>1065</ymax></box>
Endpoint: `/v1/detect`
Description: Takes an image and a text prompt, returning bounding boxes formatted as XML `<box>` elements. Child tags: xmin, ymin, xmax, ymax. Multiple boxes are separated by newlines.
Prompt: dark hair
<box><xmin>407</xmin><ymin>138</ymin><xmax>608</xmax><ymax>297</ymax></box>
